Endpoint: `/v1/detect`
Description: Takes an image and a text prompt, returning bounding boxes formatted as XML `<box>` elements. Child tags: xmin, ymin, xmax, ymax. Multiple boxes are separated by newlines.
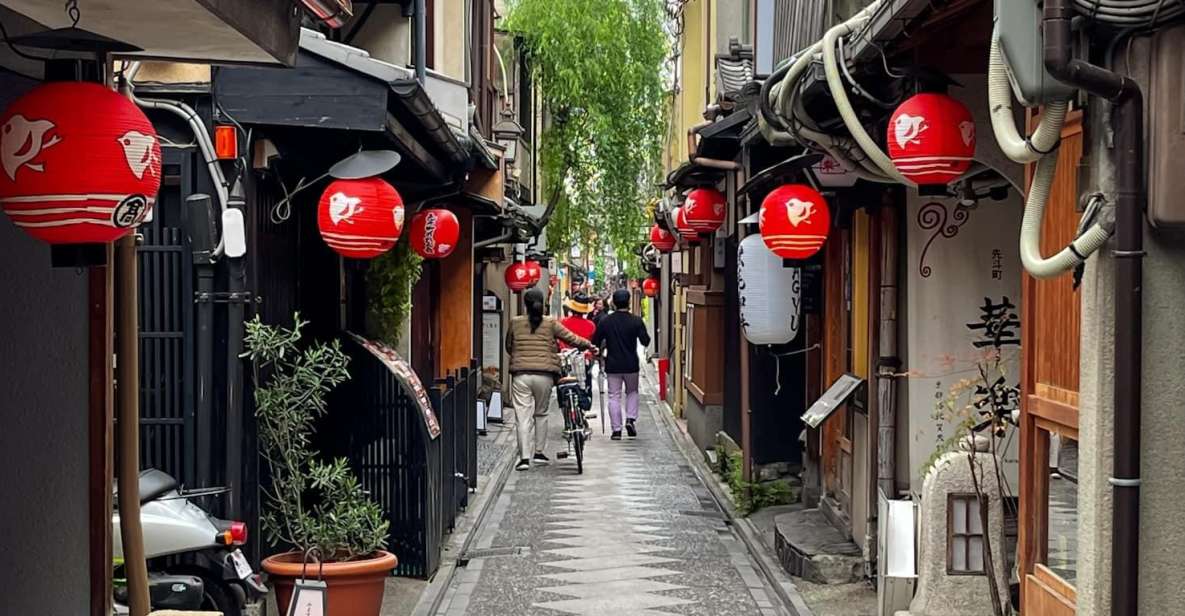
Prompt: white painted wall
<box><xmin>901</xmin><ymin>74</ymin><xmax>1025</xmax><ymax>495</ymax></box>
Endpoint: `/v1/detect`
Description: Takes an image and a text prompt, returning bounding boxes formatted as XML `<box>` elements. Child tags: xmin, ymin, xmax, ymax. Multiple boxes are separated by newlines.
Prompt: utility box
<box><xmin>1149</xmin><ymin>23</ymin><xmax>1185</xmax><ymax>227</ymax></box>
<box><xmin>878</xmin><ymin>490</ymin><xmax>918</xmax><ymax>616</ymax></box>
<box><xmin>993</xmin><ymin>0</ymin><xmax>1076</xmax><ymax>105</ymax></box>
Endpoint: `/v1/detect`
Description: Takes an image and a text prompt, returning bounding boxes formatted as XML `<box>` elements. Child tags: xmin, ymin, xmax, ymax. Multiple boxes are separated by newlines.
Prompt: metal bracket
<box><xmin>1109</xmin><ymin>477</ymin><xmax>1142</xmax><ymax>488</ymax></box>
<box><xmin>195</xmin><ymin>291</ymin><xmax>254</xmax><ymax>304</ymax></box>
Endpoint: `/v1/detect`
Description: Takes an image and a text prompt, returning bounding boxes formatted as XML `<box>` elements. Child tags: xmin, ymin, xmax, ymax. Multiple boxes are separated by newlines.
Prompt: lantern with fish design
<box><xmin>649</xmin><ymin>224</ymin><xmax>676</xmax><ymax>253</ymax></box>
<box><xmin>642</xmin><ymin>277</ymin><xmax>659</xmax><ymax>298</ymax></box>
<box><xmin>888</xmin><ymin>93</ymin><xmax>975</xmax><ymax>186</ymax></box>
<box><xmin>758</xmin><ymin>184</ymin><xmax>831</xmax><ymax>260</ymax></box>
<box><xmin>672</xmin><ymin>206</ymin><xmax>698</xmax><ymax>244</ymax></box>
<box><xmin>0</xmin><ymin>81</ymin><xmax>162</xmax><ymax>243</ymax></box>
<box><xmin>505</xmin><ymin>261</ymin><xmax>533</xmax><ymax>292</ymax></box>
<box><xmin>317</xmin><ymin>177</ymin><xmax>405</xmax><ymax>259</ymax></box>
<box><xmin>408</xmin><ymin>208</ymin><xmax>460</xmax><ymax>259</ymax></box>
<box><xmin>683</xmin><ymin>187</ymin><xmax>727</xmax><ymax>234</ymax></box>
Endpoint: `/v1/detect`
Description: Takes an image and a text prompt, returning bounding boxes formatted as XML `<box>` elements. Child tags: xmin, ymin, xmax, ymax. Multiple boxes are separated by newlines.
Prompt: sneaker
<box><xmin>625</xmin><ymin>418</ymin><xmax>637</xmax><ymax>437</ymax></box>
<box><xmin>533</xmin><ymin>452</ymin><xmax>550</xmax><ymax>465</ymax></box>
<box><xmin>611</xmin><ymin>431</ymin><xmax>622</xmax><ymax>441</ymax></box>
<box><xmin>515</xmin><ymin>459</ymin><xmax>530</xmax><ymax>471</ymax></box>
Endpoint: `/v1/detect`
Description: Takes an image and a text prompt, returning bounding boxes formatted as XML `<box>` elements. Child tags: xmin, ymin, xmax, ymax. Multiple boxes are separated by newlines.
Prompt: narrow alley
<box><xmin>433</xmin><ymin>373</ymin><xmax>791</xmax><ymax>616</ymax></box>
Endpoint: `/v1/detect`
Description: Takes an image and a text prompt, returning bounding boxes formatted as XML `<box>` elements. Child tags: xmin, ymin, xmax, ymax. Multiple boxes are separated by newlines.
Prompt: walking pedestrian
<box><xmin>505</xmin><ymin>288</ymin><xmax>595</xmax><ymax>471</ymax></box>
<box><xmin>591</xmin><ymin>288</ymin><xmax>651</xmax><ymax>440</ymax></box>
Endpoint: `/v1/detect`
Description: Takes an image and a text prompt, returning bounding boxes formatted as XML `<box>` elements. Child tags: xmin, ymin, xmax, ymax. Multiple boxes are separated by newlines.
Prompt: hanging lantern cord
<box><xmin>65</xmin><ymin>0</ymin><xmax>81</xmax><ymax>27</ymax></box>
<box><xmin>768</xmin><ymin>343</ymin><xmax>821</xmax><ymax>396</ymax></box>
<box><xmin>271</xmin><ymin>171</ymin><xmax>331</xmax><ymax>224</ymax></box>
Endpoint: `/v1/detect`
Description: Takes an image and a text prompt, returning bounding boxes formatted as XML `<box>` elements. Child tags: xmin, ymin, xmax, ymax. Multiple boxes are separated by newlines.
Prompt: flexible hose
<box><xmin>819</xmin><ymin>10</ymin><xmax>909</xmax><ymax>183</ymax></box>
<box><xmin>988</xmin><ymin>35</ymin><xmax>1069</xmax><ymax>163</ymax></box>
<box><xmin>1020</xmin><ymin>154</ymin><xmax>1114</xmax><ymax>278</ymax></box>
<box><xmin>1071</xmin><ymin>0</ymin><xmax>1184</xmax><ymax>25</ymax></box>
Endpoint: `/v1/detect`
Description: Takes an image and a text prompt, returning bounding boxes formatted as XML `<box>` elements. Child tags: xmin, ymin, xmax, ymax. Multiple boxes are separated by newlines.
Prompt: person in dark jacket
<box><xmin>505</xmin><ymin>288</ymin><xmax>594</xmax><ymax>470</ymax></box>
<box><xmin>591</xmin><ymin>289</ymin><xmax>651</xmax><ymax>440</ymax></box>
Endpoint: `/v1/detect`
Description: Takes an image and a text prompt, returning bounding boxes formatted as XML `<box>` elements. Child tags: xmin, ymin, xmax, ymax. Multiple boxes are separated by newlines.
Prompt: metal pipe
<box><xmin>224</xmin><ymin>184</ymin><xmax>247</xmax><ymax>518</ymax></box>
<box><xmin>1044</xmin><ymin>3</ymin><xmax>1143</xmax><ymax>614</ymax></box>
<box><xmin>115</xmin><ymin>233</ymin><xmax>150</xmax><ymax>616</ymax></box>
<box><xmin>415</xmin><ymin>0</ymin><xmax>427</xmax><ymax>84</ymax></box>
<box><xmin>876</xmin><ymin>204</ymin><xmax>898</xmax><ymax>498</ymax></box>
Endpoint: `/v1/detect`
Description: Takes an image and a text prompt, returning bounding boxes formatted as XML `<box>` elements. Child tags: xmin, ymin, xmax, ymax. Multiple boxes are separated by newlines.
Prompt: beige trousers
<box><xmin>511</xmin><ymin>372</ymin><xmax>554</xmax><ymax>460</ymax></box>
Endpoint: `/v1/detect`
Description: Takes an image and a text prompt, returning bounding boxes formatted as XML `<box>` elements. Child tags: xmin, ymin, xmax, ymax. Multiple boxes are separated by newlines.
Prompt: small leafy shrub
<box><xmin>722</xmin><ymin>450</ymin><xmax>794</xmax><ymax>516</ymax></box>
<box><xmin>245</xmin><ymin>315</ymin><xmax>389</xmax><ymax>561</ymax></box>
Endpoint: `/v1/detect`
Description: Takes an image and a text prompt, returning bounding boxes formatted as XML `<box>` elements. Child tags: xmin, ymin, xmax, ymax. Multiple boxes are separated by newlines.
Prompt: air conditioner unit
<box><xmin>877</xmin><ymin>490</ymin><xmax>918</xmax><ymax>616</ymax></box>
<box><xmin>993</xmin><ymin>0</ymin><xmax>1076</xmax><ymax>105</ymax></box>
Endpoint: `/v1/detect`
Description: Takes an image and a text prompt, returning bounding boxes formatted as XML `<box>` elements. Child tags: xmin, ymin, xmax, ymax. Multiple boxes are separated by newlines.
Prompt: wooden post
<box><xmin>115</xmin><ymin>233</ymin><xmax>149</xmax><ymax>615</ymax></box>
<box><xmin>875</xmin><ymin>203</ymin><xmax>899</xmax><ymax>498</ymax></box>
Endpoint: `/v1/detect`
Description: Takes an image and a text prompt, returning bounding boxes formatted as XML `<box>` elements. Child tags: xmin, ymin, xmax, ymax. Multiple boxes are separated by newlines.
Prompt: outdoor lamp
<box><xmin>493</xmin><ymin>114</ymin><xmax>525</xmax><ymax>165</ymax></box>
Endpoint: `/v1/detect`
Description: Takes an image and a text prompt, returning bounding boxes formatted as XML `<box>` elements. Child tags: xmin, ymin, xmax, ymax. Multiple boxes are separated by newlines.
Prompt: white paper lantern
<box><xmin>738</xmin><ymin>234</ymin><xmax>802</xmax><ymax>345</ymax></box>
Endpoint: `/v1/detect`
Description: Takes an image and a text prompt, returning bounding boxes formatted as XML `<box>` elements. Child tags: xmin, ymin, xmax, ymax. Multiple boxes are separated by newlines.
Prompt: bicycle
<box><xmin>556</xmin><ymin>348</ymin><xmax>593</xmax><ymax>474</ymax></box>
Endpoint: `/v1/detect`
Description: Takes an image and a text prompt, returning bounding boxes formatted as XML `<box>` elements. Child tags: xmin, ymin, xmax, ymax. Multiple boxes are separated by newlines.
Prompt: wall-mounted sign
<box><xmin>347</xmin><ymin>333</ymin><xmax>441</xmax><ymax>439</ymax></box>
<box><xmin>802</xmin><ymin>373</ymin><xmax>866</xmax><ymax>429</ymax></box>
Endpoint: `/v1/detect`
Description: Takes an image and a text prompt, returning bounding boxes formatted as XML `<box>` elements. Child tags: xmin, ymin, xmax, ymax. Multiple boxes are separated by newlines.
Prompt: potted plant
<box><xmin>244</xmin><ymin>316</ymin><xmax>396</xmax><ymax>616</ymax></box>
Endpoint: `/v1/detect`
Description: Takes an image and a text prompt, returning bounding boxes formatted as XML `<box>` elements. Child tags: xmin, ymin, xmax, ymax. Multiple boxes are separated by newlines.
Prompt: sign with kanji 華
<box><xmin>347</xmin><ymin>332</ymin><xmax>441</xmax><ymax>439</ymax></box>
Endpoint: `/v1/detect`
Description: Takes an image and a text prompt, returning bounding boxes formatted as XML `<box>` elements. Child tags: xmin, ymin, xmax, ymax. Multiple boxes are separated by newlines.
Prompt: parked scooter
<box><xmin>113</xmin><ymin>469</ymin><xmax>267</xmax><ymax>615</ymax></box>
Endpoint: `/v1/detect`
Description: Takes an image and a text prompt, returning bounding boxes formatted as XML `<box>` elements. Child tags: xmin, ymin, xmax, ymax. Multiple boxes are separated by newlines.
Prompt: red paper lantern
<box><xmin>505</xmin><ymin>261</ymin><xmax>533</xmax><ymax>292</ymax></box>
<box><xmin>408</xmin><ymin>208</ymin><xmax>460</xmax><ymax>259</ymax></box>
<box><xmin>684</xmin><ymin>187</ymin><xmax>727</xmax><ymax>233</ymax></box>
<box><xmin>759</xmin><ymin>184</ymin><xmax>831</xmax><ymax>260</ymax></box>
<box><xmin>524</xmin><ymin>260</ymin><xmax>542</xmax><ymax>284</ymax></box>
<box><xmin>0</xmin><ymin>82</ymin><xmax>162</xmax><ymax>243</ymax></box>
<box><xmin>672</xmin><ymin>206</ymin><xmax>698</xmax><ymax>243</ymax></box>
<box><xmin>649</xmin><ymin>223</ymin><xmax>676</xmax><ymax>252</ymax></box>
<box><xmin>642</xmin><ymin>277</ymin><xmax>659</xmax><ymax>298</ymax></box>
<box><xmin>888</xmin><ymin>93</ymin><xmax>975</xmax><ymax>185</ymax></box>
<box><xmin>317</xmin><ymin>177</ymin><xmax>405</xmax><ymax>259</ymax></box>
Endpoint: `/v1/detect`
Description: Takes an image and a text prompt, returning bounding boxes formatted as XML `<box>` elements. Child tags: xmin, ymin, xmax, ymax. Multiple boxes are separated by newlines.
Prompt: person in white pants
<box><xmin>504</xmin><ymin>288</ymin><xmax>594</xmax><ymax>470</ymax></box>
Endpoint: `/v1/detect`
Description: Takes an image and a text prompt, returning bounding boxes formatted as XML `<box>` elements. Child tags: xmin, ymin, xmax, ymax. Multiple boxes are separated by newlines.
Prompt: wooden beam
<box><xmin>386</xmin><ymin>112</ymin><xmax>448</xmax><ymax>180</ymax></box>
<box><xmin>88</xmin><ymin>249</ymin><xmax>114</xmax><ymax>616</ymax></box>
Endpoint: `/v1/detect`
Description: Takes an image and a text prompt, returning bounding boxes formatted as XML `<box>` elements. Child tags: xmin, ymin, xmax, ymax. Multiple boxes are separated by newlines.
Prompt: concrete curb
<box><xmin>409</xmin><ymin>423</ymin><xmax>518</xmax><ymax>616</ymax></box>
<box><xmin>641</xmin><ymin>370</ymin><xmax>816</xmax><ymax>616</ymax></box>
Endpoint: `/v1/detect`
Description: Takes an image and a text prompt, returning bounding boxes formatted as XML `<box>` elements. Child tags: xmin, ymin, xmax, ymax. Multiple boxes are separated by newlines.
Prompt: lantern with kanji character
<box><xmin>317</xmin><ymin>177</ymin><xmax>405</xmax><ymax>259</ymax></box>
<box><xmin>738</xmin><ymin>235</ymin><xmax>801</xmax><ymax>345</ymax></box>
<box><xmin>672</xmin><ymin>206</ymin><xmax>698</xmax><ymax>243</ymax></box>
<box><xmin>683</xmin><ymin>187</ymin><xmax>727</xmax><ymax>234</ymax></box>
<box><xmin>505</xmin><ymin>261</ymin><xmax>533</xmax><ymax>292</ymax></box>
<box><xmin>0</xmin><ymin>81</ymin><xmax>162</xmax><ymax>244</ymax></box>
<box><xmin>642</xmin><ymin>277</ymin><xmax>659</xmax><ymax>298</ymax></box>
<box><xmin>758</xmin><ymin>183</ymin><xmax>831</xmax><ymax>260</ymax></box>
<box><xmin>408</xmin><ymin>208</ymin><xmax>460</xmax><ymax>259</ymax></box>
<box><xmin>650</xmin><ymin>223</ymin><xmax>676</xmax><ymax>252</ymax></box>
<box><xmin>888</xmin><ymin>93</ymin><xmax>975</xmax><ymax>185</ymax></box>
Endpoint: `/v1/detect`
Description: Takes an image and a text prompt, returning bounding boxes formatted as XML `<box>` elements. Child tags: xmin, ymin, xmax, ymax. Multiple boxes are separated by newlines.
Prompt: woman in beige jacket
<box><xmin>505</xmin><ymin>288</ymin><xmax>594</xmax><ymax>470</ymax></box>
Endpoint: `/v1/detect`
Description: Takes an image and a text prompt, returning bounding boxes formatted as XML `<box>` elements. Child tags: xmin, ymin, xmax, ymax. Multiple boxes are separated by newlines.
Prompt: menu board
<box><xmin>347</xmin><ymin>332</ymin><xmax>441</xmax><ymax>439</ymax></box>
<box><xmin>801</xmin><ymin>373</ymin><xmax>865</xmax><ymax>430</ymax></box>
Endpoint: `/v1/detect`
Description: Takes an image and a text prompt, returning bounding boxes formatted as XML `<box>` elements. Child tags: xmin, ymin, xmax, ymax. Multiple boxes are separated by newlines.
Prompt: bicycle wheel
<box><xmin>572</xmin><ymin>427</ymin><xmax>584</xmax><ymax>474</ymax></box>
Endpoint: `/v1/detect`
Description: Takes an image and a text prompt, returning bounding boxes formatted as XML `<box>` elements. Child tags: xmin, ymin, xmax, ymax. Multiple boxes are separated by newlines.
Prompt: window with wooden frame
<box><xmin>948</xmin><ymin>493</ymin><xmax>988</xmax><ymax>575</ymax></box>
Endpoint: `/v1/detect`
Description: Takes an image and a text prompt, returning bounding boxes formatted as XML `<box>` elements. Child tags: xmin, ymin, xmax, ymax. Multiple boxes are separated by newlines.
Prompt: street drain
<box><xmin>459</xmin><ymin>546</ymin><xmax>529</xmax><ymax>564</ymax></box>
<box><xmin>679</xmin><ymin>509</ymin><xmax>726</xmax><ymax>519</ymax></box>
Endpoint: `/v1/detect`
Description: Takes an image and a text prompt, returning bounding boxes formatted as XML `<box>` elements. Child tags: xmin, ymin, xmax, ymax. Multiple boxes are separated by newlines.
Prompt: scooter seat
<box><xmin>120</xmin><ymin>468</ymin><xmax>178</xmax><ymax>504</ymax></box>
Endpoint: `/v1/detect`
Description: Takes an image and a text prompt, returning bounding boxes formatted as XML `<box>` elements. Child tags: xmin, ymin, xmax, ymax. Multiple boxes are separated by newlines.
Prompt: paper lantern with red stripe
<box><xmin>672</xmin><ymin>206</ymin><xmax>698</xmax><ymax>243</ymax></box>
<box><xmin>642</xmin><ymin>277</ymin><xmax>659</xmax><ymax>298</ymax></box>
<box><xmin>505</xmin><ymin>261</ymin><xmax>534</xmax><ymax>292</ymax></box>
<box><xmin>650</xmin><ymin>224</ymin><xmax>676</xmax><ymax>252</ymax></box>
<box><xmin>317</xmin><ymin>177</ymin><xmax>405</xmax><ymax>259</ymax></box>
<box><xmin>758</xmin><ymin>184</ymin><xmax>831</xmax><ymax>260</ymax></box>
<box><xmin>408</xmin><ymin>208</ymin><xmax>460</xmax><ymax>259</ymax></box>
<box><xmin>888</xmin><ymin>93</ymin><xmax>975</xmax><ymax>185</ymax></box>
<box><xmin>684</xmin><ymin>187</ymin><xmax>727</xmax><ymax>233</ymax></box>
<box><xmin>0</xmin><ymin>81</ymin><xmax>162</xmax><ymax>243</ymax></box>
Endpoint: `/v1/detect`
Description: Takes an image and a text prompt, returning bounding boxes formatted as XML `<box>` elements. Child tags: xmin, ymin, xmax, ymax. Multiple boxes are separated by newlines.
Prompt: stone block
<box><xmin>773</xmin><ymin>508</ymin><xmax>863</xmax><ymax>585</ymax></box>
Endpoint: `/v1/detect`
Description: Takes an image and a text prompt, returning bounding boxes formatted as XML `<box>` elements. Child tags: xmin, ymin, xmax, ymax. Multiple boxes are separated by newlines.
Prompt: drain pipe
<box><xmin>1044</xmin><ymin>2</ymin><xmax>1143</xmax><ymax>614</ymax></box>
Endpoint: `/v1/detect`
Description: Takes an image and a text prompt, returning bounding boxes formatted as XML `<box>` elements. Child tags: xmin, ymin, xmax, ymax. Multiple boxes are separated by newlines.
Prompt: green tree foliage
<box><xmin>505</xmin><ymin>0</ymin><xmax>668</xmax><ymax>265</ymax></box>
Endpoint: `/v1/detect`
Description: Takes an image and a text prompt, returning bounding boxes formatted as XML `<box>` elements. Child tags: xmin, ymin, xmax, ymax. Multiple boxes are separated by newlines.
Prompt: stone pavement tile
<box><xmin>539</xmin><ymin>553</ymin><xmax>678</xmax><ymax>571</ymax></box>
<box><xmin>541</xmin><ymin>543</ymin><xmax>673</xmax><ymax>558</ymax></box>
<box><xmin>533</xmin><ymin>594</ymin><xmax>695</xmax><ymax>613</ymax></box>
<box><xmin>536</xmin><ymin>579</ymin><xmax>687</xmax><ymax>598</ymax></box>
<box><xmin>539</xmin><ymin>566</ymin><xmax>684</xmax><ymax>584</ymax></box>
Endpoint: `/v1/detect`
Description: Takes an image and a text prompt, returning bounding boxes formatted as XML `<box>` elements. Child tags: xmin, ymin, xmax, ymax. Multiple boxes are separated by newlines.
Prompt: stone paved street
<box><xmin>433</xmin><ymin>373</ymin><xmax>791</xmax><ymax>616</ymax></box>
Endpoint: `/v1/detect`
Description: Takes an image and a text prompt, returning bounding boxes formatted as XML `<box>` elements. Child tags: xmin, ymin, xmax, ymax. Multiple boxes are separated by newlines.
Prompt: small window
<box><xmin>948</xmin><ymin>493</ymin><xmax>987</xmax><ymax>575</ymax></box>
